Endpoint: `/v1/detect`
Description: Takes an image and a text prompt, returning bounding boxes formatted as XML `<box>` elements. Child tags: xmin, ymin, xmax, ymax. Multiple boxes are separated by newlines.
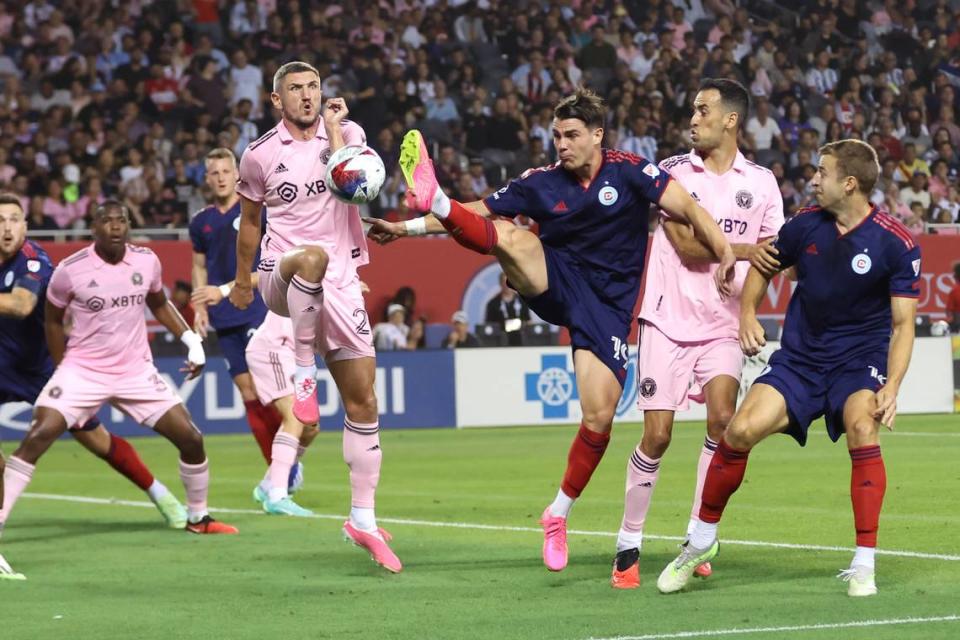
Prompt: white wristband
<box><xmin>180</xmin><ymin>330</ymin><xmax>206</xmax><ymax>367</ymax></box>
<box><xmin>404</xmin><ymin>217</ymin><xmax>427</xmax><ymax>236</ymax></box>
<box><xmin>218</xmin><ymin>283</ymin><xmax>232</xmax><ymax>298</ymax></box>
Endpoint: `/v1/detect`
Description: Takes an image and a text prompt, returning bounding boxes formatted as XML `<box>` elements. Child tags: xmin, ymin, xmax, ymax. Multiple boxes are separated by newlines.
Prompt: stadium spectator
<box><xmin>373</xmin><ymin>303</ymin><xmax>409</xmax><ymax>351</ymax></box>
<box><xmin>485</xmin><ymin>272</ymin><xmax>531</xmax><ymax>347</ymax></box>
<box><xmin>445</xmin><ymin>311</ymin><xmax>479</xmax><ymax>349</ymax></box>
<box><xmin>406</xmin><ymin>316</ymin><xmax>427</xmax><ymax>350</ymax></box>
<box><xmin>900</xmin><ymin>171</ymin><xmax>933</xmax><ymax>214</ymax></box>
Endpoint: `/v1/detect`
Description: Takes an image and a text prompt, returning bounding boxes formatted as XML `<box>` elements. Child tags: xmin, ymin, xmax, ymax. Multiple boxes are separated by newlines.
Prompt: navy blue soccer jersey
<box><xmin>189</xmin><ymin>201</ymin><xmax>268</xmax><ymax>330</ymax></box>
<box><xmin>0</xmin><ymin>240</ymin><xmax>54</xmax><ymax>380</ymax></box>
<box><xmin>772</xmin><ymin>206</ymin><xmax>921</xmax><ymax>367</ymax></box>
<box><xmin>482</xmin><ymin>148</ymin><xmax>671</xmax><ymax>315</ymax></box>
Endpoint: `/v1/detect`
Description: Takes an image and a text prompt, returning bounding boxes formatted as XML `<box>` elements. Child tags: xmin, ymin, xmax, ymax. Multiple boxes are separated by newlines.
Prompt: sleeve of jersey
<box><xmin>149</xmin><ymin>254</ymin><xmax>163</xmax><ymax>294</ymax></box>
<box><xmin>628</xmin><ymin>157</ymin><xmax>672</xmax><ymax>205</ymax></box>
<box><xmin>759</xmin><ymin>178</ymin><xmax>785</xmax><ymax>238</ymax></box>
<box><xmin>236</xmin><ymin>147</ymin><xmax>265</xmax><ymax>202</ymax></box>
<box><xmin>770</xmin><ymin>214</ymin><xmax>806</xmax><ymax>271</ymax></box>
<box><xmin>45</xmin><ymin>264</ymin><xmax>72</xmax><ymax>308</ymax></box>
<box><xmin>482</xmin><ymin>177</ymin><xmax>530</xmax><ymax>219</ymax></box>
<box><xmin>188</xmin><ymin>214</ymin><xmax>205</xmax><ymax>253</ymax></box>
<box><xmin>13</xmin><ymin>260</ymin><xmax>48</xmax><ymax>297</ymax></box>
<box><xmin>343</xmin><ymin>121</ymin><xmax>367</xmax><ymax>146</ymax></box>
<box><xmin>890</xmin><ymin>245</ymin><xmax>922</xmax><ymax>298</ymax></box>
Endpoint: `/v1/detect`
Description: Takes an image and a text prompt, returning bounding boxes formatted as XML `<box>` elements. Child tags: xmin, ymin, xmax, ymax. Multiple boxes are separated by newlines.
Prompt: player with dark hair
<box><xmin>611</xmin><ymin>78</ymin><xmax>784</xmax><ymax>588</ymax></box>
<box><xmin>1</xmin><ymin>200</ymin><xmax>238</xmax><ymax>546</ymax></box>
<box><xmin>366</xmin><ymin>87</ymin><xmax>736</xmax><ymax>572</ymax></box>
<box><xmin>658</xmin><ymin>139</ymin><xmax>920</xmax><ymax>597</ymax></box>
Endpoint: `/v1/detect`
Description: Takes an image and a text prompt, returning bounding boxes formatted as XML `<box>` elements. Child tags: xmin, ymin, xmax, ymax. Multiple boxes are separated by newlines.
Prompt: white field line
<box><xmin>585</xmin><ymin>614</ymin><xmax>960</xmax><ymax>640</ymax></box>
<box><xmin>20</xmin><ymin>492</ymin><xmax>960</xmax><ymax>562</ymax></box>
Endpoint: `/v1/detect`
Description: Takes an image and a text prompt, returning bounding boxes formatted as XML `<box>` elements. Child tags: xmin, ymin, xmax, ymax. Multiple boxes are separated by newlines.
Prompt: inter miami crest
<box><xmin>320</xmin><ymin>148</ymin><xmax>332</xmax><ymax>164</ymax></box>
<box><xmin>735</xmin><ymin>190</ymin><xmax>753</xmax><ymax>209</ymax></box>
<box><xmin>49</xmin><ymin>386</ymin><xmax>62</xmax><ymax>398</ymax></box>
<box><xmin>639</xmin><ymin>377</ymin><xmax>657</xmax><ymax>399</ymax></box>
<box><xmin>132</xmin><ymin>272</ymin><xmax>143</xmax><ymax>286</ymax></box>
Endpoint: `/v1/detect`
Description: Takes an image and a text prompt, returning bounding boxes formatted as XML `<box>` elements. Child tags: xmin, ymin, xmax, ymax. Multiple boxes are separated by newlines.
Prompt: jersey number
<box><xmin>353</xmin><ymin>309</ymin><xmax>370</xmax><ymax>335</ymax></box>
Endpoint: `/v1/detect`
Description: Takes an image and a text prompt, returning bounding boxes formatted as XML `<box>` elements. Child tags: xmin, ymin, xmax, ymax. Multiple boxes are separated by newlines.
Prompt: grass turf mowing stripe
<box><xmin>585</xmin><ymin>614</ymin><xmax>960</xmax><ymax>640</ymax></box>
<box><xmin>22</xmin><ymin>492</ymin><xmax>960</xmax><ymax>562</ymax></box>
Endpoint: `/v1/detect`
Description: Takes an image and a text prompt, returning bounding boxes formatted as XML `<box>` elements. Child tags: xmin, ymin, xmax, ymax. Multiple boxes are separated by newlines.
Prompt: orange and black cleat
<box><xmin>186</xmin><ymin>515</ymin><xmax>239</xmax><ymax>535</ymax></box>
<box><xmin>611</xmin><ymin>548</ymin><xmax>641</xmax><ymax>589</ymax></box>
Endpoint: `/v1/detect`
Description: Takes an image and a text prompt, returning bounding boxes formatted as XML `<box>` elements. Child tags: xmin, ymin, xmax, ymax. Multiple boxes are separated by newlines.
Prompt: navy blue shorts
<box><xmin>0</xmin><ymin>370</ymin><xmax>99</xmax><ymax>430</ymax></box>
<box><xmin>522</xmin><ymin>247</ymin><xmax>631</xmax><ymax>386</ymax></box>
<box><xmin>755</xmin><ymin>348</ymin><xmax>887</xmax><ymax>446</ymax></box>
<box><xmin>216</xmin><ymin>323</ymin><xmax>259</xmax><ymax>377</ymax></box>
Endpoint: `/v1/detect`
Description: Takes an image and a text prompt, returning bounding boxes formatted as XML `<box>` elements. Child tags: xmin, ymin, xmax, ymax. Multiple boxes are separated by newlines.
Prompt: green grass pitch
<box><xmin>2</xmin><ymin>415</ymin><xmax>958</xmax><ymax>639</ymax></box>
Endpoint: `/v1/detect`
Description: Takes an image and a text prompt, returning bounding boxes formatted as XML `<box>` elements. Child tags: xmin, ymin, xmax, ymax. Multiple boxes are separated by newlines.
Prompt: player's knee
<box><xmin>176</xmin><ymin>423</ymin><xmax>205</xmax><ymax>462</ymax></box>
<box><xmin>846</xmin><ymin>417</ymin><xmax>878</xmax><ymax>447</ymax></box>
<box><xmin>15</xmin><ymin>422</ymin><xmax>59</xmax><ymax>463</ymax></box>
<box><xmin>723</xmin><ymin>416</ymin><xmax>754</xmax><ymax>450</ymax></box>
<box><xmin>296</xmin><ymin>247</ymin><xmax>329</xmax><ymax>281</ymax></box>
<box><xmin>706</xmin><ymin>408</ymin><xmax>734</xmax><ymax>441</ymax></box>
<box><xmin>582</xmin><ymin>408</ymin><xmax>615</xmax><ymax>432</ymax></box>
<box><xmin>343</xmin><ymin>390</ymin><xmax>378</xmax><ymax>423</ymax></box>
<box><xmin>641</xmin><ymin>428</ymin><xmax>672</xmax><ymax>458</ymax></box>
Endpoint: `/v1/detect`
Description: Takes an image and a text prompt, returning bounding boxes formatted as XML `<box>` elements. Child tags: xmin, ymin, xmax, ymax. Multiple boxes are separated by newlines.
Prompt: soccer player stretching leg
<box><xmin>658</xmin><ymin>139</ymin><xmax>920</xmax><ymax>597</ymax></box>
<box><xmin>612</xmin><ymin>79</ymin><xmax>784</xmax><ymax>588</ymax></box>
<box><xmin>231</xmin><ymin>61</ymin><xmax>400</xmax><ymax>571</ymax></box>
<box><xmin>367</xmin><ymin>88</ymin><xmax>736</xmax><ymax>572</ymax></box>
<box><xmin>1</xmin><ymin>201</ymin><xmax>238</xmax><ymax>537</ymax></box>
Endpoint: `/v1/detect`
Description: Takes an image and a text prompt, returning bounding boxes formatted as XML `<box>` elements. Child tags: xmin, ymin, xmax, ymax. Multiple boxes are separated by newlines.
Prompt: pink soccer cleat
<box><xmin>540</xmin><ymin>507</ymin><xmax>568</xmax><ymax>572</ymax></box>
<box><xmin>694</xmin><ymin>561</ymin><xmax>713</xmax><ymax>578</ymax></box>
<box><xmin>398</xmin><ymin>130</ymin><xmax>440</xmax><ymax>213</ymax></box>
<box><xmin>343</xmin><ymin>521</ymin><xmax>403</xmax><ymax>573</ymax></box>
<box><xmin>292</xmin><ymin>376</ymin><xmax>319</xmax><ymax>425</ymax></box>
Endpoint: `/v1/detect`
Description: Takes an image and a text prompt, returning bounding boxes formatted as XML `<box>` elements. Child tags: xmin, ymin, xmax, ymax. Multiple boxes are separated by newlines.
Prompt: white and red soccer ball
<box><xmin>325</xmin><ymin>145</ymin><xmax>386</xmax><ymax>205</ymax></box>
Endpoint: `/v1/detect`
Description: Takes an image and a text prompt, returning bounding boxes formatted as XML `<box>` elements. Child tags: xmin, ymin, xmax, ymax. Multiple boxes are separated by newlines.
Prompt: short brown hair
<box><xmin>818</xmin><ymin>139</ymin><xmax>880</xmax><ymax>195</ymax></box>
<box><xmin>273</xmin><ymin>61</ymin><xmax>320</xmax><ymax>92</ymax></box>
<box><xmin>0</xmin><ymin>192</ymin><xmax>24</xmax><ymax>213</ymax></box>
<box><xmin>554</xmin><ymin>87</ymin><xmax>606</xmax><ymax>130</ymax></box>
<box><xmin>205</xmin><ymin>147</ymin><xmax>237</xmax><ymax>166</ymax></box>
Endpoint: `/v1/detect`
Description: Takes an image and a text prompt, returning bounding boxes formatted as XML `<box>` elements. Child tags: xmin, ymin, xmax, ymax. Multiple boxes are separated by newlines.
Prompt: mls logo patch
<box><xmin>912</xmin><ymin>258</ymin><xmax>921</xmax><ymax>277</ymax></box>
<box><xmin>598</xmin><ymin>186</ymin><xmax>618</xmax><ymax>206</ymax></box>
<box><xmin>851</xmin><ymin>253</ymin><xmax>872</xmax><ymax>275</ymax></box>
<box><xmin>3</xmin><ymin>271</ymin><xmax>12</xmax><ymax>287</ymax></box>
<box><xmin>735</xmin><ymin>190</ymin><xmax>753</xmax><ymax>209</ymax></box>
<box><xmin>642</xmin><ymin>164</ymin><xmax>660</xmax><ymax>178</ymax></box>
<box><xmin>26</xmin><ymin>260</ymin><xmax>40</xmax><ymax>273</ymax></box>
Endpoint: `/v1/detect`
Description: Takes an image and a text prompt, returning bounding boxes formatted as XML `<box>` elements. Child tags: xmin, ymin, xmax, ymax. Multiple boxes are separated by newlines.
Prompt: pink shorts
<box><xmin>34</xmin><ymin>363</ymin><xmax>182</xmax><ymax>429</ymax></box>
<box><xmin>635</xmin><ymin>321</ymin><xmax>743</xmax><ymax>412</ymax></box>
<box><xmin>245</xmin><ymin>312</ymin><xmax>295</xmax><ymax>405</ymax></box>
<box><xmin>257</xmin><ymin>255</ymin><xmax>374</xmax><ymax>363</ymax></box>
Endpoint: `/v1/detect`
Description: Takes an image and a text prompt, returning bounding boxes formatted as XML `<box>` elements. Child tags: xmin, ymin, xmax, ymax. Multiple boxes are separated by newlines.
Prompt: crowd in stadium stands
<box><xmin>1</xmin><ymin>0</ymin><xmax>959</xmax><ymax>236</ymax></box>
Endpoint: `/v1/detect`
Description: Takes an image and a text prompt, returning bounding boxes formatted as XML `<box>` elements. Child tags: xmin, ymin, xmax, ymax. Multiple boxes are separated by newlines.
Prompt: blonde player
<box><xmin>230</xmin><ymin>61</ymin><xmax>400</xmax><ymax>572</ymax></box>
<box><xmin>612</xmin><ymin>79</ymin><xmax>783</xmax><ymax>588</ymax></box>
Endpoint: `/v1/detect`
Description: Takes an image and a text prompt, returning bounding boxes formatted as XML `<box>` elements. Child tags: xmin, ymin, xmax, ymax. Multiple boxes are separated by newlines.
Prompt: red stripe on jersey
<box><xmin>20</xmin><ymin>241</ymin><xmax>37</xmax><ymax>259</ymax></box>
<box><xmin>518</xmin><ymin>162</ymin><xmax>560</xmax><ymax>181</ymax></box>
<box><xmin>872</xmin><ymin>213</ymin><xmax>915</xmax><ymax>248</ymax></box>
<box><xmin>603</xmin><ymin>149</ymin><xmax>642</xmax><ymax>165</ymax></box>
<box><xmin>793</xmin><ymin>206</ymin><xmax>820</xmax><ymax>217</ymax></box>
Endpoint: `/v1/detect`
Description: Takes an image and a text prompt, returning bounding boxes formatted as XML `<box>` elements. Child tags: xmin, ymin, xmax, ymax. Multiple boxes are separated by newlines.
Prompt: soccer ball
<box><xmin>325</xmin><ymin>145</ymin><xmax>386</xmax><ymax>205</ymax></box>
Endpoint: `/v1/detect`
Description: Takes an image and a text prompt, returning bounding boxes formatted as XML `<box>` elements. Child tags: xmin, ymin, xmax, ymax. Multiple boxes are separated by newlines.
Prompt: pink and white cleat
<box><xmin>292</xmin><ymin>376</ymin><xmax>319</xmax><ymax>425</ymax></box>
<box><xmin>540</xmin><ymin>507</ymin><xmax>568</xmax><ymax>572</ymax></box>
<box><xmin>694</xmin><ymin>561</ymin><xmax>713</xmax><ymax>578</ymax></box>
<box><xmin>398</xmin><ymin>130</ymin><xmax>440</xmax><ymax>213</ymax></box>
<box><xmin>343</xmin><ymin>521</ymin><xmax>403</xmax><ymax>573</ymax></box>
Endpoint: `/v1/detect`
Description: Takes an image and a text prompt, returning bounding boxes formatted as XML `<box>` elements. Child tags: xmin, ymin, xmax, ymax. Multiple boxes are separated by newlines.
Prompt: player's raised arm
<box><xmin>231</xmin><ymin>193</ymin><xmax>262</xmax><ymax>309</ymax></box>
<box><xmin>662</xmin><ymin>220</ymin><xmax>781</xmax><ymax>274</ymax></box>
<box><xmin>657</xmin><ymin>181</ymin><xmax>736</xmax><ymax>295</ymax></box>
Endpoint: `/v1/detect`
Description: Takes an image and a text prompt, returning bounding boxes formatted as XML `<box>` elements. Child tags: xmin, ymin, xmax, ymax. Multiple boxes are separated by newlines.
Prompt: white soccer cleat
<box><xmin>657</xmin><ymin>539</ymin><xmax>719</xmax><ymax>594</ymax></box>
<box><xmin>838</xmin><ymin>565</ymin><xmax>877</xmax><ymax>597</ymax></box>
<box><xmin>0</xmin><ymin>552</ymin><xmax>26</xmax><ymax>581</ymax></box>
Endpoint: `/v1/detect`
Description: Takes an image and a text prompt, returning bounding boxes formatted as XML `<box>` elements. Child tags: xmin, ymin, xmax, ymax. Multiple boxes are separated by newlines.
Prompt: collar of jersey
<box><xmin>277</xmin><ymin>119</ymin><xmax>326</xmax><ymax>143</ymax></box>
<box><xmin>87</xmin><ymin>243</ymin><xmax>132</xmax><ymax>268</ymax></box>
<box><xmin>688</xmin><ymin>149</ymin><xmax>748</xmax><ymax>175</ymax></box>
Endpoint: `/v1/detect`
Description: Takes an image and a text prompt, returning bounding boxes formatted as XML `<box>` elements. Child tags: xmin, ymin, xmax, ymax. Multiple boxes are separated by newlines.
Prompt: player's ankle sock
<box><xmin>689</xmin><ymin>436</ymin><xmax>718</xmax><ymax>526</ymax></box>
<box><xmin>267</xmin><ymin>432</ymin><xmax>299</xmax><ymax>501</ymax></box>
<box><xmin>1</xmin><ymin>456</ymin><xmax>34</xmax><ymax>523</ymax></box>
<box><xmin>146</xmin><ymin>480</ymin><xmax>169</xmax><ymax>502</ymax></box>
<box><xmin>548</xmin><ymin>488</ymin><xmax>575</xmax><ymax>518</ymax></box>
<box><xmin>178</xmin><ymin>458</ymin><xmax>209</xmax><ymax>519</ymax></box>
<box><xmin>243</xmin><ymin>399</ymin><xmax>277</xmax><ymax>463</ymax></box>
<box><xmin>350</xmin><ymin>506</ymin><xmax>377</xmax><ymax>532</ymax></box>
<box><xmin>287</xmin><ymin>275</ymin><xmax>323</xmax><ymax>368</ymax></box>
<box><xmin>559</xmin><ymin>422</ymin><xmax>611</xmax><ymax>501</ymax></box>
<box><xmin>689</xmin><ymin>519</ymin><xmax>719</xmax><ymax>549</ymax></box>
<box><xmin>852</xmin><ymin>545</ymin><xmax>876</xmax><ymax>570</ymax></box>
<box><xmin>698</xmin><ymin>438</ymin><xmax>750</xmax><ymax>524</ymax></box>
<box><xmin>850</xmin><ymin>445</ymin><xmax>885</xmax><ymax>548</ymax></box>
<box><xmin>616</xmin><ymin>529</ymin><xmax>643</xmax><ymax>553</ymax></box>
<box><xmin>429</xmin><ymin>188</ymin><xmax>451</xmax><ymax>218</ymax></box>
<box><xmin>105</xmin><ymin>434</ymin><xmax>155</xmax><ymax>491</ymax></box>
<box><xmin>343</xmin><ymin>419</ymin><xmax>381</xmax><ymax>511</ymax></box>
<box><xmin>438</xmin><ymin>200</ymin><xmax>499</xmax><ymax>254</ymax></box>
<box><xmin>619</xmin><ymin>447</ymin><xmax>660</xmax><ymax>550</ymax></box>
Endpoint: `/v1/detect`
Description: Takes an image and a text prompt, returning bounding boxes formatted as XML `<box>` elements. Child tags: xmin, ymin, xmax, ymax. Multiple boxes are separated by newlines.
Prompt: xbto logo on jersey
<box><xmin>87</xmin><ymin>294</ymin><xmax>145</xmax><ymax>311</ymax></box>
<box><xmin>277</xmin><ymin>179</ymin><xmax>327</xmax><ymax>203</ymax></box>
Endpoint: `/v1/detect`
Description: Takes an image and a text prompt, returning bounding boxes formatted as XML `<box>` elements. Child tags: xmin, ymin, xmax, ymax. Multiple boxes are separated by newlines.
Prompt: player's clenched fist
<box><xmin>738</xmin><ymin>314</ymin><xmax>766</xmax><ymax>356</ymax></box>
<box><xmin>323</xmin><ymin>97</ymin><xmax>348</xmax><ymax>126</ymax></box>
<box><xmin>229</xmin><ymin>282</ymin><xmax>254</xmax><ymax>310</ymax></box>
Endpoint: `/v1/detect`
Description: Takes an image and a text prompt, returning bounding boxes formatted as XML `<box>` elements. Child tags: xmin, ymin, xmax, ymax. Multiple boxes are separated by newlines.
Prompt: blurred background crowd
<box><xmin>2</xmin><ymin>0</ymin><xmax>960</xmax><ymax>236</ymax></box>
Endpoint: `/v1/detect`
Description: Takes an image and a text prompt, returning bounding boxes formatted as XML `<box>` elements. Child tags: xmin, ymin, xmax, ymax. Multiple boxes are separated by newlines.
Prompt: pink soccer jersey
<box><xmin>640</xmin><ymin>150</ymin><xmax>784</xmax><ymax>342</ymax></box>
<box><xmin>46</xmin><ymin>244</ymin><xmax>162</xmax><ymax>373</ymax></box>
<box><xmin>236</xmin><ymin>118</ymin><xmax>370</xmax><ymax>288</ymax></box>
